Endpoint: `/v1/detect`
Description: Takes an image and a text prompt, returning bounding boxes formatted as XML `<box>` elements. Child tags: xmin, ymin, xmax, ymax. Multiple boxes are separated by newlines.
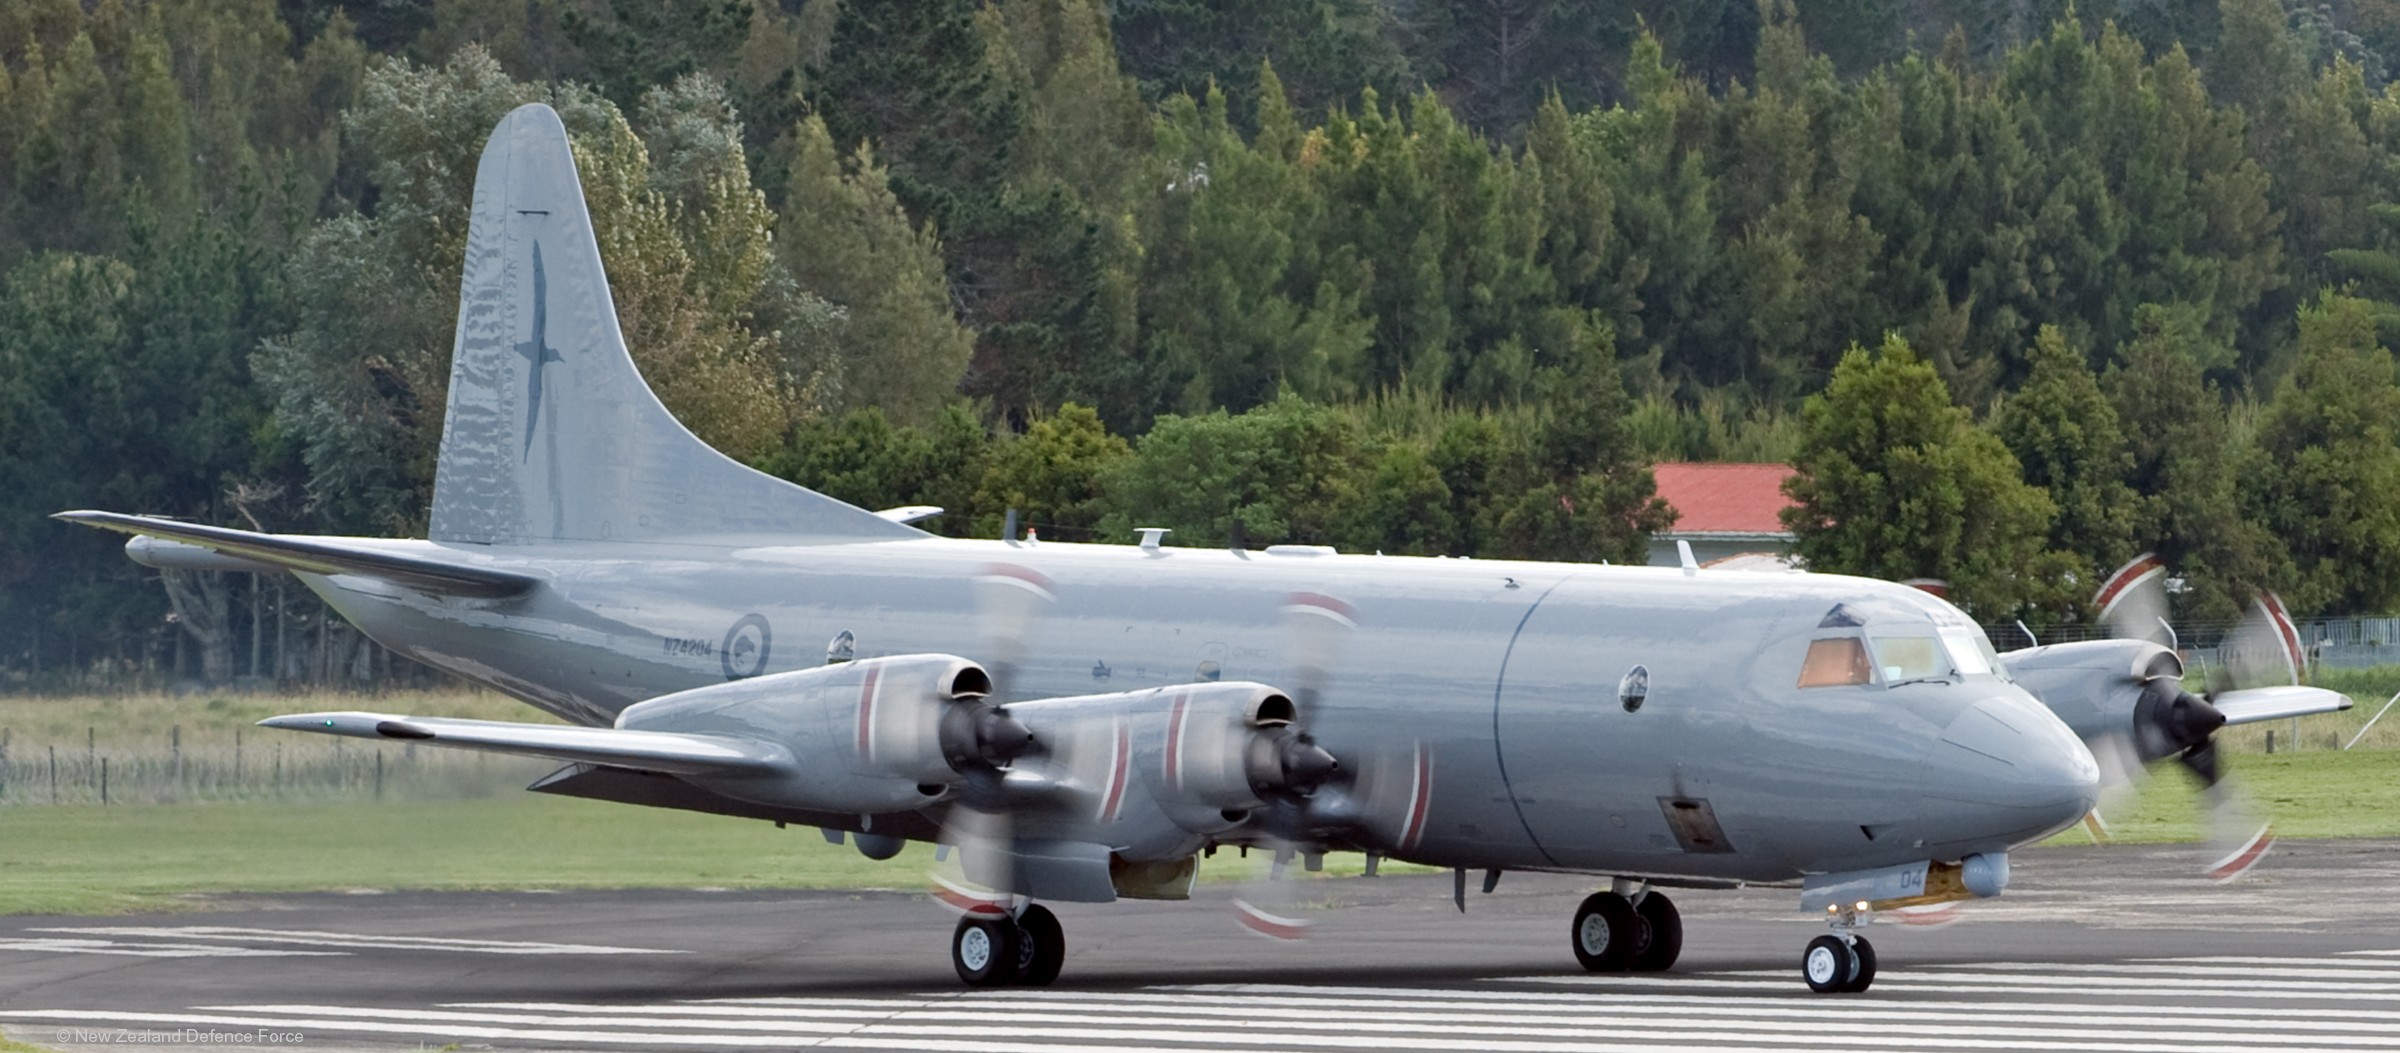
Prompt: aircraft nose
<box><xmin>1927</xmin><ymin>692</ymin><xmax>2100</xmax><ymax>841</ymax></box>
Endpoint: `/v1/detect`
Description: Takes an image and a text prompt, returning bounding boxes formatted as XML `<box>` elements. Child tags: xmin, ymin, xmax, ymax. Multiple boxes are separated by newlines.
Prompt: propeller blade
<box><xmin>976</xmin><ymin>562</ymin><xmax>1056</xmax><ymax>699</ymax></box>
<box><xmin>1281</xmin><ymin>591</ymin><xmax>1357</xmax><ymax>709</ymax></box>
<box><xmin>1230</xmin><ymin>839</ymin><xmax>1317</xmax><ymax>942</ymax></box>
<box><xmin>2095</xmin><ymin>553</ymin><xmax>2171</xmax><ymax>645</ymax></box>
<box><xmin>2200</xmin><ymin>783</ymin><xmax>2275</xmax><ymax>883</ymax></box>
<box><xmin>2220</xmin><ymin>591</ymin><xmax>2306</xmax><ymax>694</ymax></box>
<box><xmin>2080</xmin><ymin>809</ymin><xmax>2112</xmax><ymax>844</ymax></box>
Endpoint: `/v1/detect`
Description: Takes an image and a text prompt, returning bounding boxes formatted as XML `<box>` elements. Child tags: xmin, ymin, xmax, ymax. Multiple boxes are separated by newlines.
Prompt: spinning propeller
<box><xmin>2084</xmin><ymin>554</ymin><xmax>2326</xmax><ymax>880</ymax></box>
<box><xmin>931</xmin><ymin>557</ymin><xmax>1436</xmax><ymax>941</ymax></box>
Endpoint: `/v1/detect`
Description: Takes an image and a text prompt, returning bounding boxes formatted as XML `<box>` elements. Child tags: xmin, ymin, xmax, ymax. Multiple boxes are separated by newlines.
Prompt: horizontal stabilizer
<box><xmin>257</xmin><ymin>711</ymin><xmax>789</xmax><ymax>776</ymax></box>
<box><xmin>55</xmin><ymin>511</ymin><xmax>539</xmax><ymax>598</ymax></box>
<box><xmin>2212</xmin><ymin>686</ymin><xmax>2353</xmax><ymax>726</ymax></box>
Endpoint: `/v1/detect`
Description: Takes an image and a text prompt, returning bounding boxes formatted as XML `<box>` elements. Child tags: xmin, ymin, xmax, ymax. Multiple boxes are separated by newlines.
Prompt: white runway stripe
<box><xmin>10</xmin><ymin>950</ymin><xmax>2400</xmax><ymax>1053</ymax></box>
<box><xmin>8</xmin><ymin>1006</ymin><xmax>2390</xmax><ymax>1053</ymax></box>
<box><xmin>32</xmin><ymin>925</ymin><xmax>678</xmax><ymax>955</ymax></box>
<box><xmin>0</xmin><ymin>937</ymin><xmax>339</xmax><ymax>959</ymax></box>
<box><xmin>1151</xmin><ymin>982</ymin><xmax>2400</xmax><ymax>1017</ymax></box>
<box><xmin>1506</xmin><ymin>972</ymin><xmax>2400</xmax><ymax>1000</ymax></box>
<box><xmin>428</xmin><ymin>998</ymin><xmax>2400</xmax><ymax>1045</ymax></box>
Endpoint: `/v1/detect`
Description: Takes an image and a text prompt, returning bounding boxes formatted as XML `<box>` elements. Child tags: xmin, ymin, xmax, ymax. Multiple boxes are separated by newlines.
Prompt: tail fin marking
<box><xmin>429</xmin><ymin>103</ymin><xmax>921</xmax><ymax>546</ymax></box>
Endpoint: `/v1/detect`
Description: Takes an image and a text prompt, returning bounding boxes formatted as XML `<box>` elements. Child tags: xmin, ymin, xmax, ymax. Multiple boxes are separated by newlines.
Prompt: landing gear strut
<box><xmin>1570</xmin><ymin>885</ymin><xmax>1682</xmax><ymax>972</ymax></box>
<box><xmin>951</xmin><ymin>904</ymin><xmax>1067</xmax><ymax>987</ymax></box>
<box><xmin>1802</xmin><ymin>905</ymin><xmax>1876</xmax><ymax>993</ymax></box>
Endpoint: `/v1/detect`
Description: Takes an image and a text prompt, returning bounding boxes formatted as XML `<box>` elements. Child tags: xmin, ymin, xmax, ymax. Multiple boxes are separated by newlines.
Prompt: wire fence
<box><xmin>1984</xmin><ymin>616</ymin><xmax>2400</xmax><ymax>672</ymax></box>
<box><xmin>0</xmin><ymin>728</ymin><xmax>547</xmax><ymax>807</ymax></box>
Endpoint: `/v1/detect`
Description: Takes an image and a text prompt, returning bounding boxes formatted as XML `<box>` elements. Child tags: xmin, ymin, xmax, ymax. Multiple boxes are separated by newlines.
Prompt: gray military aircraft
<box><xmin>59</xmin><ymin>104</ymin><xmax>2343</xmax><ymax>994</ymax></box>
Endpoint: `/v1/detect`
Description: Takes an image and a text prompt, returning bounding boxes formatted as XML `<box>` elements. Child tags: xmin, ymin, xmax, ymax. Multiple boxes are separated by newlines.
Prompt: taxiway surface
<box><xmin>4</xmin><ymin>839</ymin><xmax>2399</xmax><ymax>1052</ymax></box>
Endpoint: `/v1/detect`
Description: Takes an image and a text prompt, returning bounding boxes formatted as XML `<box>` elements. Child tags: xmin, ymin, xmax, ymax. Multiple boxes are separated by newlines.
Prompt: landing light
<box><xmin>1855</xmin><ymin>900</ymin><xmax>1870</xmax><ymax>912</ymax></box>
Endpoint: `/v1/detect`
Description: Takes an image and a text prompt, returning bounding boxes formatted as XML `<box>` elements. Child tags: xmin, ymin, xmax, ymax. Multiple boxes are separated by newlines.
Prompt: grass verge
<box><xmin>0</xmin><ymin>793</ymin><xmax>1405</xmax><ymax>916</ymax></box>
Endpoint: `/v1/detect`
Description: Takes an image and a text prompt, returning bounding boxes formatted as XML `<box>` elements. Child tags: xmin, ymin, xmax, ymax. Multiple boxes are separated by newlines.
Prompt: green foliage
<box><xmin>34</xmin><ymin>0</ymin><xmax>2400</xmax><ymax>680</ymax></box>
<box><xmin>1483</xmin><ymin>355</ymin><xmax>1676</xmax><ymax>565</ymax></box>
<box><xmin>2109</xmin><ymin>304</ymin><xmax>2279</xmax><ymax>623</ymax></box>
<box><xmin>1784</xmin><ymin>335</ymin><xmax>2075</xmax><ymax>618</ymax></box>
<box><xmin>762</xmin><ymin>406</ymin><xmax>990</xmax><ymax>530</ymax></box>
<box><xmin>778</xmin><ymin>115</ymin><xmax>976</xmax><ymax>423</ymax></box>
<box><xmin>2243</xmin><ymin>292</ymin><xmax>2400</xmax><ymax>615</ymax></box>
<box><xmin>259</xmin><ymin>50</ymin><xmax>807</xmax><ymax>533</ymax></box>
<box><xmin>1995</xmin><ymin>326</ymin><xmax>2138</xmax><ymax>606</ymax></box>
<box><xmin>976</xmin><ymin>403</ymin><xmax>1130</xmax><ymax>539</ymax></box>
<box><xmin>1099</xmin><ymin>395</ymin><xmax>1365</xmax><ymax>547</ymax></box>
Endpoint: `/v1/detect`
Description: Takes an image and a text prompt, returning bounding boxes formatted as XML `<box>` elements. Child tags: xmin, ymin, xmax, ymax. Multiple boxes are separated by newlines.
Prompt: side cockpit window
<box><xmin>1798</xmin><ymin>637</ymin><xmax>1874</xmax><ymax>687</ymax></box>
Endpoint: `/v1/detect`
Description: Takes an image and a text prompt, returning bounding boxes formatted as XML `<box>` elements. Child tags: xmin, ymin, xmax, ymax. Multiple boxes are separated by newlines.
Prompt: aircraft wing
<box><xmin>55</xmin><ymin>510</ymin><xmax>540</xmax><ymax>598</ymax></box>
<box><xmin>2212</xmin><ymin>686</ymin><xmax>2353</xmax><ymax>725</ymax></box>
<box><xmin>256</xmin><ymin>711</ymin><xmax>790</xmax><ymax>776</ymax></box>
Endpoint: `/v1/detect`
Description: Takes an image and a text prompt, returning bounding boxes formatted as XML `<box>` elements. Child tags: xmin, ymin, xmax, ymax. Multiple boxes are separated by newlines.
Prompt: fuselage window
<box><xmin>1798</xmin><ymin>637</ymin><xmax>1874</xmax><ymax>688</ymax></box>
<box><xmin>1870</xmin><ymin>635</ymin><xmax>1951</xmax><ymax>683</ymax></box>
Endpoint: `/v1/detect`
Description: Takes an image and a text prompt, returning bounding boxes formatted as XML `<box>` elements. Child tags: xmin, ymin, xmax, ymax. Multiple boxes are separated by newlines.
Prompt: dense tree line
<box><xmin>10</xmin><ymin>0</ymin><xmax>2400</xmax><ymax>689</ymax></box>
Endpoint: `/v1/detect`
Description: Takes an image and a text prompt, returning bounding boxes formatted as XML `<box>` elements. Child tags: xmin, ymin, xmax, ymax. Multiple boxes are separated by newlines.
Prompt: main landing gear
<box><xmin>1569</xmin><ymin>884</ymin><xmax>1682</xmax><ymax>972</ymax></box>
<box><xmin>952</xmin><ymin>903</ymin><xmax>1066</xmax><ymax>987</ymax></box>
<box><xmin>1801</xmin><ymin>905</ymin><xmax>1876</xmax><ymax>993</ymax></box>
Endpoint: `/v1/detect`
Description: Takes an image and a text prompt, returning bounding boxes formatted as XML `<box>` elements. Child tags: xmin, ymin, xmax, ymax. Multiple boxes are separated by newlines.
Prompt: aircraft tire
<box><xmin>1628</xmin><ymin>893</ymin><xmax>1682</xmax><ymax>972</ymax></box>
<box><xmin>1011</xmin><ymin>904</ymin><xmax>1066</xmax><ymax>987</ymax></box>
<box><xmin>1840</xmin><ymin>936</ymin><xmax>1876</xmax><ymax>993</ymax></box>
<box><xmin>952</xmin><ymin>914</ymin><xmax>1019</xmax><ymax>987</ymax></box>
<box><xmin>1802</xmin><ymin>935</ymin><xmax>1856</xmax><ymax>993</ymax></box>
<box><xmin>1570</xmin><ymin>892</ymin><xmax>1645</xmax><ymax>972</ymax></box>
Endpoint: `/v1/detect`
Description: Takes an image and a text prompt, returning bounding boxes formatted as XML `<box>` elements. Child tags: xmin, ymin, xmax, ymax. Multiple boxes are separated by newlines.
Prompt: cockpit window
<box><xmin>1941</xmin><ymin>626</ymin><xmax>2008</xmax><ymax>679</ymax></box>
<box><xmin>1870</xmin><ymin>635</ymin><xmax>1950</xmax><ymax>683</ymax></box>
<box><xmin>1940</xmin><ymin>628</ymin><xmax>1991</xmax><ymax>676</ymax></box>
<box><xmin>1798</xmin><ymin>637</ymin><xmax>1874</xmax><ymax>687</ymax></box>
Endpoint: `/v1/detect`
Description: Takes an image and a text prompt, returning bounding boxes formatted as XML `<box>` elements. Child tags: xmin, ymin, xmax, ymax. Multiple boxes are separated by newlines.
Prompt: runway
<box><xmin>5</xmin><ymin>839</ymin><xmax>2400</xmax><ymax>1052</ymax></box>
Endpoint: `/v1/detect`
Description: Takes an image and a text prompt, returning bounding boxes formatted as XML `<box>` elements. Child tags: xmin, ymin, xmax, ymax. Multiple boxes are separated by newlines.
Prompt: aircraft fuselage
<box><xmin>309</xmin><ymin>533</ymin><xmax>2096</xmax><ymax>886</ymax></box>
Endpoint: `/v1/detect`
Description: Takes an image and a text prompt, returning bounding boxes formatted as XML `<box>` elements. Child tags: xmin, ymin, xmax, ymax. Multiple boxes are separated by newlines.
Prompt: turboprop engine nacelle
<box><xmin>617</xmin><ymin>654</ymin><xmax>1031</xmax><ymax>814</ymax></box>
<box><xmin>1155</xmin><ymin>684</ymin><xmax>1340</xmax><ymax>813</ymax></box>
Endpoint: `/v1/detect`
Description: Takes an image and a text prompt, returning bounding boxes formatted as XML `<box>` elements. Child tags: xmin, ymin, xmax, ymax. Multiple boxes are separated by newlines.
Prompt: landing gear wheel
<box><xmin>1628</xmin><ymin>893</ymin><xmax>1682</xmax><ymax>972</ymax></box>
<box><xmin>952</xmin><ymin>914</ymin><xmax>1018</xmax><ymax>987</ymax></box>
<box><xmin>1840</xmin><ymin>936</ymin><xmax>1876</xmax><ymax>993</ymax></box>
<box><xmin>1802</xmin><ymin>934</ymin><xmax>1857</xmax><ymax>994</ymax></box>
<box><xmin>1570</xmin><ymin>892</ymin><xmax>1650</xmax><ymax>972</ymax></box>
<box><xmin>1009</xmin><ymin>904</ymin><xmax>1066</xmax><ymax>987</ymax></box>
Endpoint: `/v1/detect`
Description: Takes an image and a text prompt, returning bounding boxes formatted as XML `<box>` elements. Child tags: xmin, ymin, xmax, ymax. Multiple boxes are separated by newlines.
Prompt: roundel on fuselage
<box><xmin>722</xmin><ymin>613</ymin><xmax>772</xmax><ymax>680</ymax></box>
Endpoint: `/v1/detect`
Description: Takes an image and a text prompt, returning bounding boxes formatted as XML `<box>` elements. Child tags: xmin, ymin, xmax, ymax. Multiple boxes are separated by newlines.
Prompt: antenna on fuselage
<box><xmin>1230</xmin><ymin>517</ymin><xmax>1248</xmax><ymax>558</ymax></box>
<box><xmin>1003</xmin><ymin>507</ymin><xmax>1020</xmax><ymax>547</ymax></box>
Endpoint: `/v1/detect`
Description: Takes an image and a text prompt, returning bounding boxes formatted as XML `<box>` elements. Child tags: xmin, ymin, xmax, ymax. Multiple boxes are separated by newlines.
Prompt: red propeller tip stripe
<box><xmin>1234</xmin><ymin>899</ymin><xmax>1313</xmax><ymax>941</ymax></box>
<box><xmin>2205</xmin><ymin>824</ymin><xmax>2275</xmax><ymax>883</ymax></box>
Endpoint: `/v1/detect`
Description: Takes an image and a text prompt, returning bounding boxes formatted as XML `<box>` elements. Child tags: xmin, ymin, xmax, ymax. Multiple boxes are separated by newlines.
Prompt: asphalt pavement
<box><xmin>3</xmin><ymin>838</ymin><xmax>2398</xmax><ymax>1052</ymax></box>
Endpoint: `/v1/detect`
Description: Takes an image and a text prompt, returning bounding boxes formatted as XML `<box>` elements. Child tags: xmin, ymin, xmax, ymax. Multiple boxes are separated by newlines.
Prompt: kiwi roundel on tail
<box><xmin>430</xmin><ymin>103</ymin><xmax>919</xmax><ymax>547</ymax></box>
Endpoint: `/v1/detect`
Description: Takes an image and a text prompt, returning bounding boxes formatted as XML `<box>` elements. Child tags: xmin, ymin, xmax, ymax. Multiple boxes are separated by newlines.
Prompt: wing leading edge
<box><xmin>2212</xmin><ymin>685</ymin><xmax>2352</xmax><ymax>725</ymax></box>
<box><xmin>257</xmin><ymin>711</ymin><xmax>789</xmax><ymax>777</ymax></box>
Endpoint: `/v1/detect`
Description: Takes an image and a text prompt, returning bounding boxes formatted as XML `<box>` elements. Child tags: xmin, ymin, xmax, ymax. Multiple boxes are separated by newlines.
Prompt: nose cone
<box><xmin>1925</xmin><ymin>692</ymin><xmax>2100</xmax><ymax>848</ymax></box>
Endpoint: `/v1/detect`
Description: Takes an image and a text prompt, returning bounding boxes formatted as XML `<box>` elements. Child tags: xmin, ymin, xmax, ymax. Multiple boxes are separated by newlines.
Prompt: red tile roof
<box><xmin>1652</xmin><ymin>463</ymin><xmax>1796</xmax><ymax>535</ymax></box>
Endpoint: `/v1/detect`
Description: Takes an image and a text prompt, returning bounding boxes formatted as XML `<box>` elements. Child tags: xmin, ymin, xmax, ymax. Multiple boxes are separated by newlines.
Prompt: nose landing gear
<box><xmin>951</xmin><ymin>903</ymin><xmax>1067</xmax><ymax>987</ymax></box>
<box><xmin>1802</xmin><ymin>905</ymin><xmax>1876</xmax><ymax>993</ymax></box>
<box><xmin>1570</xmin><ymin>883</ymin><xmax>1683</xmax><ymax>972</ymax></box>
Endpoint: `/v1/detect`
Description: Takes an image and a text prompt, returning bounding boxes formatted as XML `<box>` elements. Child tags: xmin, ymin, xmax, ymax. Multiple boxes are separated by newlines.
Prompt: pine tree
<box><xmin>1783</xmin><ymin>335</ymin><xmax>2074</xmax><ymax>618</ymax></box>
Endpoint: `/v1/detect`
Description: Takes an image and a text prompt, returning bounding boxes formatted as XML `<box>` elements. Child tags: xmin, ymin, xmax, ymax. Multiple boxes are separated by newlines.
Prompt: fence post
<box><xmin>171</xmin><ymin>724</ymin><xmax>182</xmax><ymax>799</ymax></box>
<box><xmin>100</xmin><ymin>756</ymin><xmax>108</xmax><ymax>806</ymax></box>
<box><xmin>49</xmin><ymin>745</ymin><xmax>57</xmax><ymax>803</ymax></box>
<box><xmin>375</xmin><ymin>751</ymin><xmax>384</xmax><ymax>801</ymax></box>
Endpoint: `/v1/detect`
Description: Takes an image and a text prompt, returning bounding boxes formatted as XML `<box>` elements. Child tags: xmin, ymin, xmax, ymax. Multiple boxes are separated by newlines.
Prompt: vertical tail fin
<box><xmin>429</xmin><ymin>103</ymin><xmax>920</xmax><ymax>546</ymax></box>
